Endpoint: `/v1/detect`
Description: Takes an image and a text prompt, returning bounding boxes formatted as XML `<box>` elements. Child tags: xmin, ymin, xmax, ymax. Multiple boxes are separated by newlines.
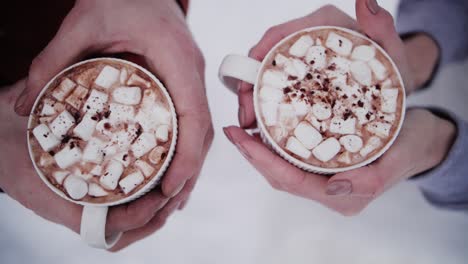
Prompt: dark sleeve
<box><xmin>396</xmin><ymin>0</ymin><xmax>468</xmax><ymax>66</ymax></box>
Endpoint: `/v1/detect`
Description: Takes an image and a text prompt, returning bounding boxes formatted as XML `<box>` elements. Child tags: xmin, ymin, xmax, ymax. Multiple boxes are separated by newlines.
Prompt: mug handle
<box><xmin>218</xmin><ymin>54</ymin><xmax>262</xmax><ymax>94</ymax></box>
<box><xmin>81</xmin><ymin>205</ymin><xmax>122</xmax><ymax>249</ymax></box>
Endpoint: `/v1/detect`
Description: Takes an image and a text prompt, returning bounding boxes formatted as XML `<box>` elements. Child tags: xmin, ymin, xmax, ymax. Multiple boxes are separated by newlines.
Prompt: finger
<box><xmin>15</xmin><ymin>16</ymin><xmax>94</xmax><ymax>116</ymax></box>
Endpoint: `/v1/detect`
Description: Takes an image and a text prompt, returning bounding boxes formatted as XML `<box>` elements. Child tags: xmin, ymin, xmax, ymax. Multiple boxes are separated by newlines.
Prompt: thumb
<box><xmin>14</xmin><ymin>23</ymin><xmax>92</xmax><ymax>116</ymax></box>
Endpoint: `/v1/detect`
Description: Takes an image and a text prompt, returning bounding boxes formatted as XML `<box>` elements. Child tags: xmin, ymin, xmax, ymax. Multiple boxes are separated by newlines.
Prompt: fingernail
<box><xmin>235</xmin><ymin>142</ymin><xmax>252</xmax><ymax>160</ymax></box>
<box><xmin>238</xmin><ymin>105</ymin><xmax>246</xmax><ymax>127</ymax></box>
<box><xmin>223</xmin><ymin>127</ymin><xmax>234</xmax><ymax>144</ymax></box>
<box><xmin>178</xmin><ymin>200</ymin><xmax>187</xmax><ymax>210</ymax></box>
<box><xmin>326</xmin><ymin>180</ymin><xmax>352</xmax><ymax>196</ymax></box>
<box><xmin>366</xmin><ymin>0</ymin><xmax>381</xmax><ymax>15</ymax></box>
<box><xmin>14</xmin><ymin>90</ymin><xmax>28</xmax><ymax>113</ymax></box>
<box><xmin>170</xmin><ymin>181</ymin><xmax>186</xmax><ymax>198</ymax></box>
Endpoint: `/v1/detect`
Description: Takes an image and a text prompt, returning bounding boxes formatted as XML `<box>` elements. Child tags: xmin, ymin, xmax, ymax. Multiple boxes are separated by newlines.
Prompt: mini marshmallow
<box><xmin>360</xmin><ymin>136</ymin><xmax>382</xmax><ymax>156</ymax></box>
<box><xmin>39</xmin><ymin>153</ymin><xmax>55</xmax><ymax>167</ymax></box>
<box><xmin>110</xmin><ymin>129</ymin><xmax>137</xmax><ymax>151</ymax></box>
<box><xmin>284</xmin><ymin>59</ymin><xmax>307</xmax><ymax>80</ymax></box>
<box><xmin>366</xmin><ymin>122</ymin><xmax>392</xmax><ymax>138</ymax></box>
<box><xmin>82</xmin><ymin>138</ymin><xmax>105</xmax><ymax>164</ymax></box>
<box><xmin>39</xmin><ymin>116</ymin><xmax>55</xmax><ymax>124</ymax></box>
<box><xmin>262</xmin><ymin>70</ymin><xmax>288</xmax><ymax>89</ymax></box>
<box><xmin>261</xmin><ymin>102</ymin><xmax>279</xmax><ymax>126</ymax></box>
<box><xmin>32</xmin><ymin>124</ymin><xmax>61</xmax><ymax>152</ymax></box>
<box><xmin>351</xmin><ymin>45</ymin><xmax>376</xmax><ymax>61</ymax></box>
<box><xmin>274</xmin><ymin>54</ymin><xmax>289</xmax><ymax>67</ymax></box>
<box><xmin>332</xmin><ymin>100</ymin><xmax>349</xmax><ymax>117</ymax></box>
<box><xmin>120</xmin><ymin>68</ymin><xmax>129</xmax><ymax>85</ymax></box>
<box><xmin>141</xmin><ymin>89</ymin><xmax>158</xmax><ymax>110</ymax></box>
<box><xmin>278</xmin><ymin>104</ymin><xmax>299</xmax><ymax>130</ymax></box>
<box><xmin>368</xmin><ymin>59</ymin><xmax>387</xmax><ymax>80</ymax></box>
<box><xmin>95</xmin><ymin>119</ymin><xmax>114</xmax><ymax>139</ymax></box>
<box><xmin>350</xmin><ymin>61</ymin><xmax>372</xmax><ymax>86</ymax></box>
<box><xmin>151</xmin><ymin>104</ymin><xmax>172</xmax><ymax>125</ymax></box>
<box><xmin>54</xmin><ymin>145</ymin><xmax>82</xmax><ymax>169</ymax></box>
<box><xmin>127</xmin><ymin>73</ymin><xmax>151</xmax><ymax>88</ymax></box>
<box><xmin>108</xmin><ymin>103</ymin><xmax>135</xmax><ymax>123</ymax></box>
<box><xmin>294</xmin><ymin>121</ymin><xmax>323</xmax><ymax>150</ymax></box>
<box><xmin>135</xmin><ymin>160</ymin><xmax>155</xmax><ymax>178</ymax></box>
<box><xmin>100</xmin><ymin>160</ymin><xmax>124</xmax><ymax>190</ymax></box>
<box><xmin>76</xmin><ymin>68</ymin><xmax>94</xmax><ymax>88</ymax></box>
<box><xmin>260</xmin><ymin>86</ymin><xmax>284</xmax><ymax>103</ymax></box>
<box><xmin>94</xmin><ymin>65</ymin><xmax>120</xmax><ymax>89</ymax></box>
<box><xmin>337</xmin><ymin>152</ymin><xmax>352</xmax><ymax>164</ymax></box>
<box><xmin>52</xmin><ymin>171</ymin><xmax>69</xmax><ymax>184</ymax></box>
<box><xmin>114</xmin><ymin>152</ymin><xmax>132</xmax><ymax>167</ymax></box>
<box><xmin>330</xmin><ymin>117</ymin><xmax>356</xmax><ymax>135</ymax></box>
<box><xmin>52</xmin><ymin>78</ymin><xmax>76</xmax><ymax>101</ymax></box>
<box><xmin>102</xmin><ymin>143</ymin><xmax>118</xmax><ymax>158</ymax></box>
<box><xmin>326</xmin><ymin>32</ymin><xmax>353</xmax><ymax>56</ymax></box>
<box><xmin>381</xmin><ymin>79</ymin><xmax>392</xmax><ymax>89</ymax></box>
<box><xmin>339</xmin><ymin>135</ymin><xmax>363</xmax><ymax>153</ymax></box>
<box><xmin>270</xmin><ymin>126</ymin><xmax>288</xmax><ymax>142</ymax></box>
<box><xmin>90</xmin><ymin>165</ymin><xmax>103</xmax><ymax>176</ymax></box>
<box><xmin>73</xmin><ymin>113</ymin><xmax>98</xmax><ymax>141</ymax></box>
<box><xmin>136</xmin><ymin>104</ymin><xmax>171</xmax><ymax>132</ymax></box>
<box><xmin>40</xmin><ymin>99</ymin><xmax>56</xmax><ymax>116</ymax></box>
<box><xmin>88</xmin><ymin>183</ymin><xmax>108</xmax><ymax>197</ymax></box>
<box><xmin>305</xmin><ymin>113</ymin><xmax>322</xmax><ymax>131</ymax></box>
<box><xmin>49</xmin><ymin>110</ymin><xmax>75</xmax><ymax>139</ymax></box>
<box><xmin>155</xmin><ymin>125</ymin><xmax>169</xmax><ymax>142</ymax></box>
<box><xmin>112</xmin><ymin>87</ymin><xmax>142</xmax><ymax>105</ymax></box>
<box><xmin>289</xmin><ymin>35</ymin><xmax>314</xmax><ymax>57</ymax></box>
<box><xmin>377</xmin><ymin>112</ymin><xmax>396</xmax><ymax>123</ymax></box>
<box><xmin>291</xmin><ymin>98</ymin><xmax>309</xmax><ymax>116</ymax></box>
<box><xmin>312</xmin><ymin>103</ymin><xmax>332</xmax><ymax>120</ymax></box>
<box><xmin>63</xmin><ymin>175</ymin><xmax>88</xmax><ymax>200</ymax></box>
<box><xmin>285</xmin><ymin>136</ymin><xmax>311</xmax><ymax>159</ymax></box>
<box><xmin>353</xmin><ymin>107</ymin><xmax>375</xmax><ymax>125</ymax></box>
<box><xmin>119</xmin><ymin>171</ymin><xmax>145</xmax><ymax>194</ymax></box>
<box><xmin>381</xmin><ymin>89</ymin><xmax>399</xmax><ymax>113</ymax></box>
<box><xmin>149</xmin><ymin>146</ymin><xmax>166</xmax><ymax>164</ymax></box>
<box><xmin>328</xmin><ymin>57</ymin><xmax>351</xmax><ymax>74</ymax></box>
<box><xmin>65</xmin><ymin>85</ymin><xmax>89</xmax><ymax>110</ymax></box>
<box><xmin>305</xmin><ymin>46</ymin><xmax>327</xmax><ymax>69</ymax></box>
<box><xmin>83</xmin><ymin>89</ymin><xmax>108</xmax><ymax>114</ymax></box>
<box><xmin>72</xmin><ymin>168</ymin><xmax>93</xmax><ymax>181</ymax></box>
<box><xmin>312</xmin><ymin>137</ymin><xmax>341</xmax><ymax>162</ymax></box>
<box><xmin>131</xmin><ymin>132</ymin><xmax>157</xmax><ymax>158</ymax></box>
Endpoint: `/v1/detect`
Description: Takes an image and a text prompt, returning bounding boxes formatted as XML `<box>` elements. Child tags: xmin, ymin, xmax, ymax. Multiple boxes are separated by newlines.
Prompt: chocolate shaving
<box><xmin>104</xmin><ymin>123</ymin><xmax>111</xmax><ymax>130</ymax></box>
<box><xmin>293</xmin><ymin>82</ymin><xmax>301</xmax><ymax>89</ymax></box>
<box><xmin>310</xmin><ymin>60</ymin><xmax>315</xmax><ymax>65</ymax></box>
<box><xmin>288</xmin><ymin>76</ymin><xmax>298</xmax><ymax>81</ymax></box>
<box><xmin>61</xmin><ymin>135</ymin><xmax>71</xmax><ymax>144</ymax></box>
<box><xmin>272</xmin><ymin>60</ymin><xmax>277</xmax><ymax>66</ymax></box>
<box><xmin>48</xmin><ymin>151</ymin><xmax>55</xmax><ymax>156</ymax></box>
<box><xmin>357</xmin><ymin>101</ymin><xmax>364</xmax><ymax>107</ymax></box>
<box><xmin>327</xmin><ymin>63</ymin><xmax>336</xmax><ymax>71</ymax></box>
<box><xmin>342</xmin><ymin>94</ymin><xmax>348</xmax><ymax>99</ymax></box>
<box><xmin>123</xmin><ymin>154</ymin><xmax>128</xmax><ymax>161</ymax></box>
<box><xmin>343</xmin><ymin>110</ymin><xmax>352</xmax><ymax>120</ymax></box>
<box><xmin>339</xmin><ymin>40</ymin><xmax>343</xmax><ymax>47</ymax></box>
<box><xmin>366</xmin><ymin>112</ymin><xmax>372</xmax><ymax>120</ymax></box>
<box><xmin>362</xmin><ymin>86</ymin><xmax>369</xmax><ymax>93</ymax></box>
<box><xmin>375</xmin><ymin>84</ymin><xmax>381</xmax><ymax>90</ymax></box>
<box><xmin>306</xmin><ymin>73</ymin><xmax>313</xmax><ymax>80</ymax></box>
<box><xmin>283</xmin><ymin>87</ymin><xmax>291</xmax><ymax>94</ymax></box>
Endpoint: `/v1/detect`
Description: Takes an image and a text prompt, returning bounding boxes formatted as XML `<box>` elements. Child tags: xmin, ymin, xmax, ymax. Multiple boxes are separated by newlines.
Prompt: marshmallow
<box><xmin>119</xmin><ymin>171</ymin><xmax>145</xmax><ymax>194</ymax></box>
<box><xmin>289</xmin><ymin>35</ymin><xmax>314</xmax><ymax>57</ymax></box>
<box><xmin>261</xmin><ymin>102</ymin><xmax>279</xmax><ymax>126</ymax></box>
<box><xmin>52</xmin><ymin>78</ymin><xmax>76</xmax><ymax>101</ymax></box>
<box><xmin>108</xmin><ymin>103</ymin><xmax>135</xmax><ymax>123</ymax></box>
<box><xmin>337</xmin><ymin>151</ymin><xmax>352</xmax><ymax>164</ymax></box>
<box><xmin>312</xmin><ymin>137</ymin><xmax>341</xmax><ymax>162</ymax></box>
<box><xmin>262</xmin><ymin>70</ymin><xmax>288</xmax><ymax>89</ymax></box>
<box><xmin>316</xmin><ymin>38</ymin><xmax>323</xmax><ymax>46</ymax></box>
<box><xmin>95</xmin><ymin>119</ymin><xmax>114</xmax><ymax>139</ymax></box>
<box><xmin>90</xmin><ymin>165</ymin><xmax>103</xmax><ymax>176</ymax></box>
<box><xmin>100</xmin><ymin>160</ymin><xmax>124</xmax><ymax>190</ymax></box>
<box><xmin>39</xmin><ymin>116</ymin><xmax>55</xmax><ymax>124</ymax></box>
<box><xmin>350</xmin><ymin>61</ymin><xmax>372</xmax><ymax>86</ymax></box>
<box><xmin>381</xmin><ymin>89</ymin><xmax>399</xmax><ymax>113</ymax></box>
<box><xmin>52</xmin><ymin>171</ymin><xmax>69</xmax><ymax>184</ymax></box>
<box><xmin>65</xmin><ymin>85</ymin><xmax>89</xmax><ymax>110</ymax></box>
<box><xmin>53</xmin><ymin>102</ymin><xmax>66</xmax><ymax>113</ymax></box>
<box><xmin>305</xmin><ymin>46</ymin><xmax>327</xmax><ymax>69</ymax></box>
<box><xmin>114</xmin><ymin>152</ymin><xmax>132</xmax><ymax>167</ymax></box>
<box><xmin>360</xmin><ymin>136</ymin><xmax>382</xmax><ymax>156</ymax></box>
<box><xmin>312</xmin><ymin>103</ymin><xmax>332</xmax><ymax>120</ymax></box>
<box><xmin>83</xmin><ymin>89</ymin><xmax>108</xmax><ymax>114</ymax></box>
<box><xmin>381</xmin><ymin>79</ymin><xmax>392</xmax><ymax>89</ymax></box>
<box><xmin>377</xmin><ymin>112</ymin><xmax>396</xmax><ymax>123</ymax></box>
<box><xmin>73</xmin><ymin>113</ymin><xmax>98</xmax><ymax>141</ymax></box>
<box><xmin>102</xmin><ymin>143</ymin><xmax>118</xmax><ymax>158</ymax></box>
<box><xmin>127</xmin><ymin>73</ymin><xmax>151</xmax><ymax>88</ymax></box>
<box><xmin>149</xmin><ymin>146</ymin><xmax>166</xmax><ymax>164</ymax></box>
<box><xmin>330</xmin><ymin>117</ymin><xmax>356</xmax><ymax>135</ymax></box>
<box><xmin>141</xmin><ymin>89</ymin><xmax>158</xmax><ymax>110</ymax></box>
<box><xmin>110</xmin><ymin>128</ymin><xmax>138</xmax><ymax>151</ymax></box>
<box><xmin>32</xmin><ymin>124</ymin><xmax>61</xmax><ymax>152</ymax></box>
<box><xmin>135</xmin><ymin>104</ymin><xmax>172</xmax><ymax>132</ymax></box>
<box><xmin>305</xmin><ymin>113</ymin><xmax>322</xmax><ymax>131</ymax></box>
<box><xmin>339</xmin><ymin>135</ymin><xmax>363</xmax><ymax>153</ymax></box>
<box><xmin>368</xmin><ymin>59</ymin><xmax>387</xmax><ymax>80</ymax></box>
<box><xmin>284</xmin><ymin>59</ymin><xmax>307</xmax><ymax>80</ymax></box>
<box><xmin>285</xmin><ymin>137</ymin><xmax>311</xmax><ymax>159</ymax></box>
<box><xmin>353</xmin><ymin>107</ymin><xmax>375</xmax><ymax>125</ymax></box>
<box><xmin>294</xmin><ymin>121</ymin><xmax>323</xmax><ymax>150</ymax></box>
<box><xmin>274</xmin><ymin>54</ymin><xmax>289</xmax><ymax>67</ymax></box>
<box><xmin>76</xmin><ymin>68</ymin><xmax>94</xmax><ymax>88</ymax></box>
<box><xmin>112</xmin><ymin>87</ymin><xmax>142</xmax><ymax>105</ymax></box>
<box><xmin>291</xmin><ymin>98</ymin><xmax>309</xmax><ymax>116</ymax></box>
<box><xmin>72</xmin><ymin>168</ymin><xmax>92</xmax><ymax>181</ymax></box>
<box><xmin>351</xmin><ymin>45</ymin><xmax>375</xmax><ymax>61</ymax></box>
<box><xmin>269</xmin><ymin>126</ymin><xmax>288</xmax><ymax>142</ymax></box>
<box><xmin>88</xmin><ymin>183</ymin><xmax>108</xmax><ymax>197</ymax></box>
<box><xmin>131</xmin><ymin>132</ymin><xmax>157</xmax><ymax>158</ymax></box>
<box><xmin>63</xmin><ymin>175</ymin><xmax>88</xmax><ymax>200</ymax></box>
<box><xmin>39</xmin><ymin>153</ymin><xmax>55</xmax><ymax>167</ymax></box>
<box><xmin>155</xmin><ymin>125</ymin><xmax>169</xmax><ymax>142</ymax></box>
<box><xmin>94</xmin><ymin>65</ymin><xmax>120</xmax><ymax>89</ymax></box>
<box><xmin>40</xmin><ymin>99</ymin><xmax>56</xmax><ymax>116</ymax></box>
<box><xmin>120</xmin><ymin>68</ymin><xmax>129</xmax><ymax>84</ymax></box>
<box><xmin>326</xmin><ymin>32</ymin><xmax>353</xmax><ymax>56</ymax></box>
<box><xmin>328</xmin><ymin>57</ymin><xmax>351</xmax><ymax>74</ymax></box>
<box><xmin>366</xmin><ymin>122</ymin><xmax>392</xmax><ymax>138</ymax></box>
<box><xmin>278</xmin><ymin>104</ymin><xmax>299</xmax><ymax>130</ymax></box>
<box><xmin>82</xmin><ymin>138</ymin><xmax>105</xmax><ymax>164</ymax></box>
<box><xmin>332</xmin><ymin>100</ymin><xmax>348</xmax><ymax>117</ymax></box>
<box><xmin>259</xmin><ymin>86</ymin><xmax>284</xmax><ymax>103</ymax></box>
<box><xmin>135</xmin><ymin>160</ymin><xmax>155</xmax><ymax>178</ymax></box>
<box><xmin>54</xmin><ymin>145</ymin><xmax>82</xmax><ymax>169</ymax></box>
<box><xmin>49</xmin><ymin>110</ymin><xmax>75</xmax><ymax>139</ymax></box>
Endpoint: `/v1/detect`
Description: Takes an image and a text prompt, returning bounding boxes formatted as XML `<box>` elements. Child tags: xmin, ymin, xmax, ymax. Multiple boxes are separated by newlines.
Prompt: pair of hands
<box><xmin>0</xmin><ymin>0</ymin><xmax>213</xmax><ymax>251</ymax></box>
<box><xmin>224</xmin><ymin>1</ymin><xmax>455</xmax><ymax>216</ymax></box>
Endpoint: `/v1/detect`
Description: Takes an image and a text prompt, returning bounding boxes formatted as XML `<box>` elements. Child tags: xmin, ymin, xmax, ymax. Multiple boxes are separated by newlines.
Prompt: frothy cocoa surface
<box><xmin>257</xmin><ymin>28</ymin><xmax>404</xmax><ymax>169</ymax></box>
<box><xmin>29</xmin><ymin>59</ymin><xmax>175</xmax><ymax>203</ymax></box>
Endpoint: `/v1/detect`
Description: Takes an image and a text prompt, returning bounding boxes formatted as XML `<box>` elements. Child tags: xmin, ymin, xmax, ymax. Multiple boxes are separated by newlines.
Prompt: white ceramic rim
<box><xmin>253</xmin><ymin>26</ymin><xmax>406</xmax><ymax>174</ymax></box>
<box><xmin>27</xmin><ymin>57</ymin><xmax>179</xmax><ymax>207</ymax></box>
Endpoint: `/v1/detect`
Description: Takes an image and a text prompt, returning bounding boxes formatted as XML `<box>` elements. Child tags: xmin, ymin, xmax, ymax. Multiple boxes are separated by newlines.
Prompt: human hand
<box><xmin>9</xmin><ymin>0</ymin><xmax>213</xmax><ymax>251</ymax></box>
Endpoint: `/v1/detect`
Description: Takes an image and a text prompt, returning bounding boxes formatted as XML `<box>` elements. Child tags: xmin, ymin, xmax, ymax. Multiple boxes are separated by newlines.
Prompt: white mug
<box><xmin>27</xmin><ymin>58</ymin><xmax>178</xmax><ymax>249</ymax></box>
<box><xmin>218</xmin><ymin>26</ymin><xmax>406</xmax><ymax>174</ymax></box>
